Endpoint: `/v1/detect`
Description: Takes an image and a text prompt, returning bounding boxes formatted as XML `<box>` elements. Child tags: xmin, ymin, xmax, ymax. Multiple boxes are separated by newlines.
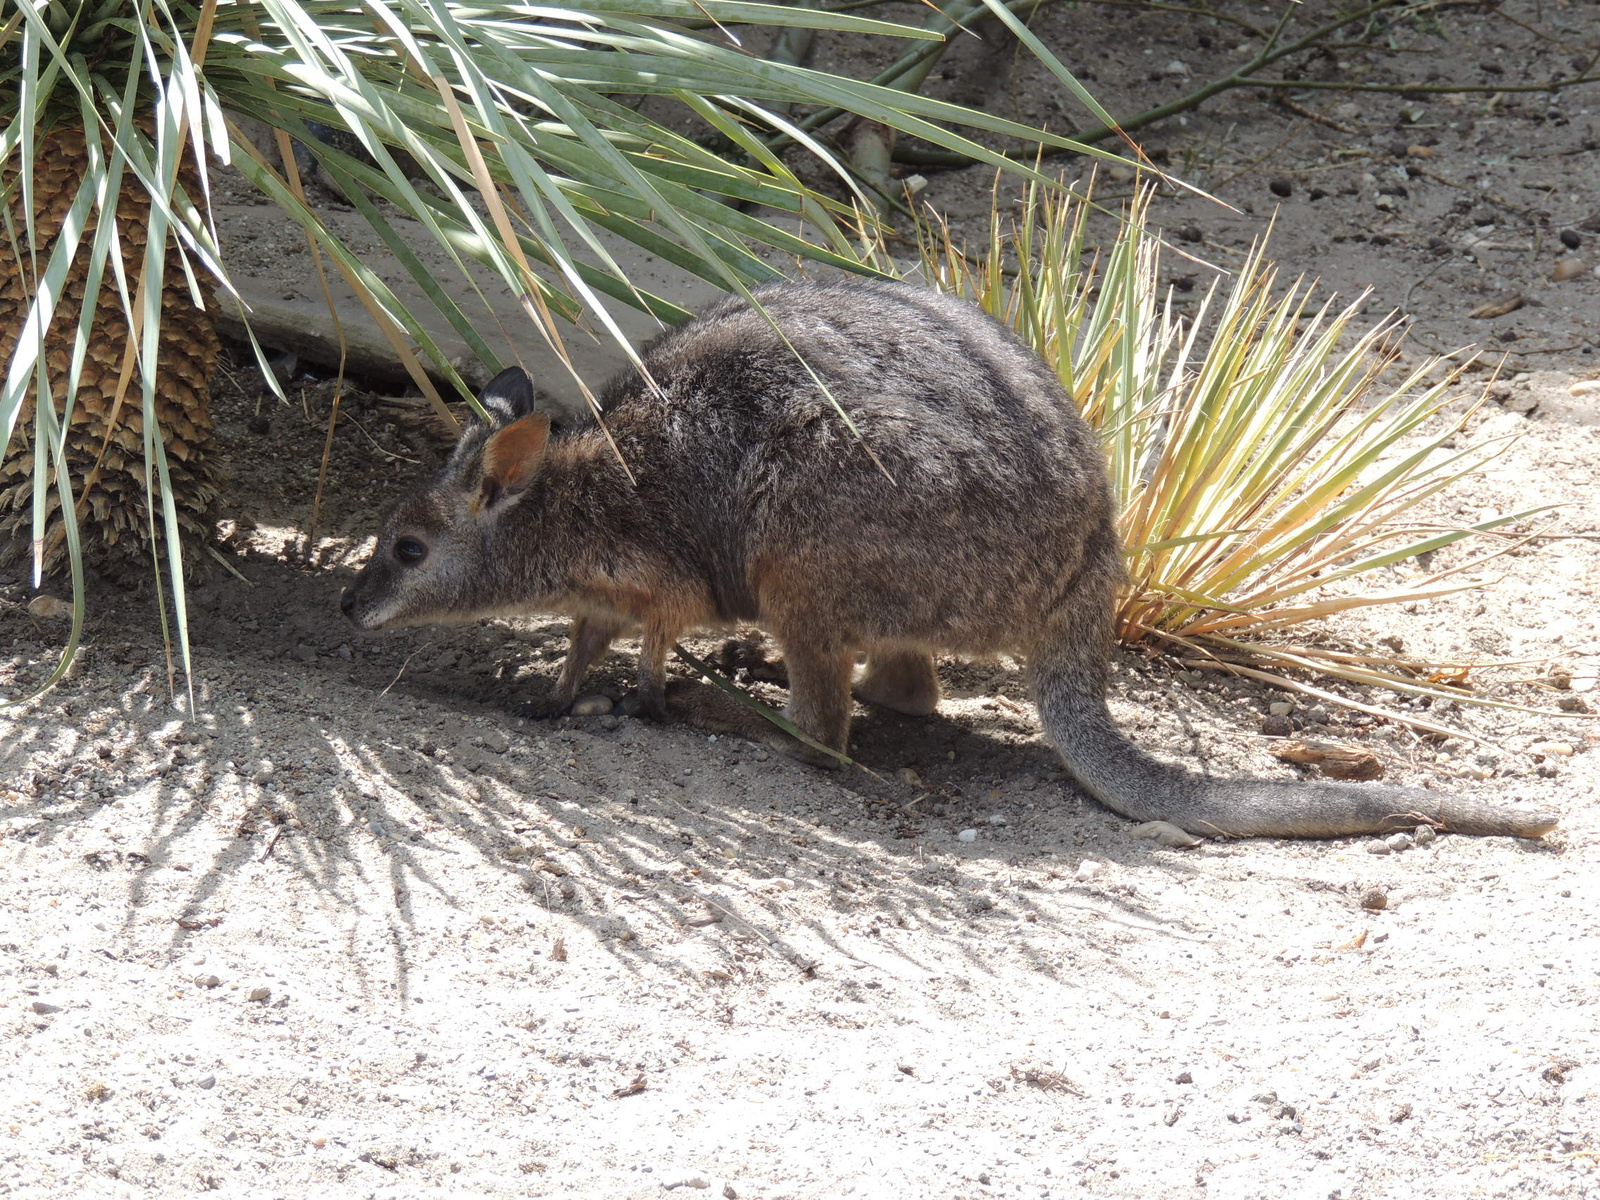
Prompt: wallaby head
<box><xmin>340</xmin><ymin>367</ymin><xmax>551</xmax><ymax>630</ymax></box>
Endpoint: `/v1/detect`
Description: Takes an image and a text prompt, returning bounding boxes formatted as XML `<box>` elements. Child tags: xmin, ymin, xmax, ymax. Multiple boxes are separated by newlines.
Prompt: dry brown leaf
<box><xmin>1336</xmin><ymin>929</ymin><xmax>1369</xmax><ymax>951</ymax></box>
<box><xmin>1428</xmin><ymin>666</ymin><xmax>1474</xmax><ymax>691</ymax></box>
<box><xmin>1267</xmin><ymin>740</ymin><xmax>1385</xmax><ymax>781</ymax></box>
<box><xmin>611</xmin><ymin>1073</ymin><xmax>648</xmax><ymax>1099</ymax></box>
<box><xmin>1467</xmin><ymin>295</ymin><xmax>1525</xmax><ymax>319</ymax></box>
<box><xmin>549</xmin><ymin>937</ymin><xmax>567</xmax><ymax>962</ymax></box>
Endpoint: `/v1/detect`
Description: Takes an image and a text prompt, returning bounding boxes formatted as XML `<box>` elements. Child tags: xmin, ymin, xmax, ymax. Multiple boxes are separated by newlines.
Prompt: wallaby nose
<box><xmin>340</xmin><ymin>589</ymin><xmax>356</xmax><ymax>618</ymax></box>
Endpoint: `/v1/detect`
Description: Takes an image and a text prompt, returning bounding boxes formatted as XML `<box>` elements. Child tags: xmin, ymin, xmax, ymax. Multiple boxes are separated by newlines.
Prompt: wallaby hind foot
<box><xmin>664</xmin><ymin>679</ymin><xmax>842</xmax><ymax>769</ymax></box>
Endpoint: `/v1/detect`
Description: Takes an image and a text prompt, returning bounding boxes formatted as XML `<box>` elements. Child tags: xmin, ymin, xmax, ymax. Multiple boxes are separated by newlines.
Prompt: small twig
<box><xmin>1210</xmin><ymin>104</ymin><xmax>1322</xmax><ymax>190</ymax></box>
<box><xmin>259</xmin><ymin>824</ymin><xmax>286</xmax><ymax>861</ymax></box>
<box><xmin>1492</xmin><ymin>6</ymin><xmax>1571</xmax><ymax>45</ymax></box>
<box><xmin>369</xmin><ymin>642</ymin><xmax>431</xmax><ymax>710</ymax></box>
<box><xmin>1232</xmin><ymin>73</ymin><xmax>1600</xmax><ymax>95</ymax></box>
<box><xmin>1274</xmin><ymin>94</ymin><xmax>1357</xmax><ymax>135</ymax></box>
<box><xmin>695</xmin><ymin>893</ymin><xmax>776</xmax><ymax>947</ymax></box>
<box><xmin>1065</xmin><ymin>0</ymin><xmax>1267</xmax><ymax>37</ymax></box>
<box><xmin>1401</xmin><ymin>255</ymin><xmax>1454</xmax><ymax>316</ymax></box>
<box><xmin>338</xmin><ymin>411</ymin><xmax>422</xmax><ymax>465</ymax></box>
<box><xmin>204</xmin><ymin>545</ymin><xmax>253</xmax><ymax>586</ymax></box>
<box><xmin>1500</xmin><ymin>342</ymin><xmax>1590</xmax><ymax>357</ymax></box>
<box><xmin>1461</xmin><ymin>530</ymin><xmax>1600</xmax><ymax>541</ymax></box>
<box><xmin>1178</xmin><ymin>655</ymin><xmax>1513</xmax><ymax>753</ymax></box>
<box><xmin>881</xmin><ymin>6</ymin><xmax>1600</xmax><ymax>171</ymax></box>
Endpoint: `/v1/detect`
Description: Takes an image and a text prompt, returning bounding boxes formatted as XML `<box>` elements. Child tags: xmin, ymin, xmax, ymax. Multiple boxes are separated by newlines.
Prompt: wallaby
<box><xmin>341</xmin><ymin>279</ymin><xmax>1556</xmax><ymax>841</ymax></box>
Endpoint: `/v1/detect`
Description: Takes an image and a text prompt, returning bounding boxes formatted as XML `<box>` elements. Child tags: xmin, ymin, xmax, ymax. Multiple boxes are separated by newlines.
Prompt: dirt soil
<box><xmin>4</xmin><ymin>4</ymin><xmax>1600</xmax><ymax>1199</ymax></box>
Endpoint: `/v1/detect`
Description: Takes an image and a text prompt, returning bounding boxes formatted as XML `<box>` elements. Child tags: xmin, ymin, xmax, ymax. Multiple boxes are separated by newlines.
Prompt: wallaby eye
<box><xmin>394</xmin><ymin>537</ymin><xmax>427</xmax><ymax>565</ymax></box>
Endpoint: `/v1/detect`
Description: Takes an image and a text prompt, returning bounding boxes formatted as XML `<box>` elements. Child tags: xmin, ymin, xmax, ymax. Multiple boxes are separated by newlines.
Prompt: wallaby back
<box><xmin>342</xmin><ymin>278</ymin><xmax>1557</xmax><ymax>841</ymax></box>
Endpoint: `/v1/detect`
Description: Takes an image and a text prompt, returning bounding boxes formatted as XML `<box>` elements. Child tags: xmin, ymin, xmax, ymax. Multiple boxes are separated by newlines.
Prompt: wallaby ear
<box><xmin>477</xmin><ymin>413</ymin><xmax>550</xmax><ymax>510</ymax></box>
<box><xmin>479</xmin><ymin>366</ymin><xmax>537</xmax><ymax>430</ymax></box>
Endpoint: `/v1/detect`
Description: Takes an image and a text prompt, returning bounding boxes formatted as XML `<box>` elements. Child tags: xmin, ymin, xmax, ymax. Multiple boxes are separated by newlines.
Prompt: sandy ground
<box><xmin>5</xmin><ymin>3</ymin><xmax>1600</xmax><ymax>1198</ymax></box>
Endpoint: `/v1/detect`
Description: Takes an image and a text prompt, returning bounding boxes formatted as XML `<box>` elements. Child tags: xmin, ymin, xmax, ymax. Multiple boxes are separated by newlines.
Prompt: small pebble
<box><xmin>1560</xmin><ymin>229</ymin><xmax>1582</xmax><ymax>250</ymax></box>
<box><xmin>1532</xmin><ymin>741</ymin><xmax>1574</xmax><ymax>757</ymax></box>
<box><xmin>1384</xmin><ymin>832</ymin><xmax>1413</xmax><ymax>852</ymax></box>
<box><xmin>30</xmin><ymin>1000</ymin><xmax>61</xmax><ymax>1015</ymax></box>
<box><xmin>1261</xmin><ymin>715</ymin><xmax>1292</xmax><ymax>737</ymax></box>
<box><xmin>1552</xmin><ymin>259</ymin><xmax>1587</xmax><ymax>282</ymax></box>
<box><xmin>571</xmin><ymin>695</ymin><xmax>613</xmax><ymax>717</ymax></box>
<box><xmin>985</xmin><ymin>814</ymin><xmax>1007</xmax><ymax>826</ymax></box>
<box><xmin>897</xmin><ymin>767</ymin><xmax>923</xmax><ymax>787</ymax></box>
<box><xmin>956</xmin><ymin>829</ymin><xmax>978</xmax><ymax>843</ymax></box>
<box><xmin>26</xmin><ymin>595</ymin><xmax>71</xmax><ymax>620</ymax></box>
<box><xmin>1361</xmin><ymin>887</ymin><xmax>1388</xmax><ymax>911</ymax></box>
<box><xmin>1268</xmin><ymin>177</ymin><xmax>1293</xmax><ymax>198</ymax></box>
<box><xmin>246</xmin><ymin>987</ymin><xmax>271</xmax><ymax>1003</ymax></box>
<box><xmin>1413</xmin><ymin>825</ymin><xmax>1437</xmax><ymax>845</ymax></box>
<box><xmin>481</xmin><ymin>729</ymin><xmax>511</xmax><ymax>754</ymax></box>
<box><xmin>1268</xmin><ymin>701</ymin><xmax>1294</xmax><ymax>718</ymax></box>
<box><xmin>1075</xmin><ymin>860</ymin><xmax>1103</xmax><ymax>882</ymax></box>
<box><xmin>198</xmin><ymin>1075</ymin><xmax>217</xmax><ymax>1090</ymax></box>
<box><xmin>195</xmin><ymin>974</ymin><xmax>221</xmax><ymax>989</ymax></box>
<box><xmin>1363</xmin><ymin>840</ymin><xmax>1392</xmax><ymax>856</ymax></box>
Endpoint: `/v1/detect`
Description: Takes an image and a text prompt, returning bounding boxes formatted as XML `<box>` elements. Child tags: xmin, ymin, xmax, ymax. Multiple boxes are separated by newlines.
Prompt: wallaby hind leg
<box><xmin>855</xmin><ymin>647</ymin><xmax>940</xmax><ymax>716</ymax></box>
<box><xmin>518</xmin><ymin>614</ymin><xmax>625</xmax><ymax>717</ymax></box>
<box><xmin>663</xmin><ymin>679</ymin><xmax>835</xmax><ymax>766</ymax></box>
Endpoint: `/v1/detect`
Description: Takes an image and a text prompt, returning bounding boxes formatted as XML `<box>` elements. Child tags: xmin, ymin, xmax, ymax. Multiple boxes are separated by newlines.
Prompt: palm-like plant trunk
<box><xmin>0</xmin><ymin>126</ymin><xmax>222</xmax><ymax>578</ymax></box>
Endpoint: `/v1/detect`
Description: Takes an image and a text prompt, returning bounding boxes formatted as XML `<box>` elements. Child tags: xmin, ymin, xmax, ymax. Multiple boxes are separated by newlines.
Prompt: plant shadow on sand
<box><xmin>1</xmin><ymin>539</ymin><xmax>1260</xmax><ymax>994</ymax></box>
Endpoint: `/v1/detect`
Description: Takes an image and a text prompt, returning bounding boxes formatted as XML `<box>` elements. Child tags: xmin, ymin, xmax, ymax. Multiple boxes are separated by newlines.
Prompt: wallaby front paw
<box><xmin>785</xmin><ymin>742</ymin><xmax>849</xmax><ymax>771</ymax></box>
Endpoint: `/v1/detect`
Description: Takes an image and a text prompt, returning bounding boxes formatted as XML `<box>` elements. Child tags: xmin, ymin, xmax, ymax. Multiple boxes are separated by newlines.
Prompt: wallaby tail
<box><xmin>1031</xmin><ymin>647</ymin><xmax>1558</xmax><ymax>840</ymax></box>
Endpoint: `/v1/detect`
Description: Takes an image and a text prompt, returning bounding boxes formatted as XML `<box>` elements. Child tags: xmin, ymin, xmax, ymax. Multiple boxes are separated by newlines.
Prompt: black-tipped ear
<box><xmin>479</xmin><ymin>367</ymin><xmax>536</xmax><ymax>430</ymax></box>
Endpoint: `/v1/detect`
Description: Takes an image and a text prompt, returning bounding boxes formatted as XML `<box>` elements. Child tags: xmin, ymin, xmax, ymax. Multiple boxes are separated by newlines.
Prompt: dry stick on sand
<box><xmin>888</xmin><ymin>4</ymin><xmax>1600</xmax><ymax>166</ymax></box>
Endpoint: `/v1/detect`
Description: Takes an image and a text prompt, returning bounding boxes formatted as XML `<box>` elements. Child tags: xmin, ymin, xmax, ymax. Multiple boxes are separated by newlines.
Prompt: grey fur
<box><xmin>341</xmin><ymin>279</ymin><xmax>1557</xmax><ymax>841</ymax></box>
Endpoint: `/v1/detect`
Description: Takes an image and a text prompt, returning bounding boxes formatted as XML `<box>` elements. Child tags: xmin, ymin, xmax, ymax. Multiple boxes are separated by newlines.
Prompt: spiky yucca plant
<box><xmin>918</xmin><ymin>184</ymin><xmax>1544</xmax><ymax>717</ymax></box>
